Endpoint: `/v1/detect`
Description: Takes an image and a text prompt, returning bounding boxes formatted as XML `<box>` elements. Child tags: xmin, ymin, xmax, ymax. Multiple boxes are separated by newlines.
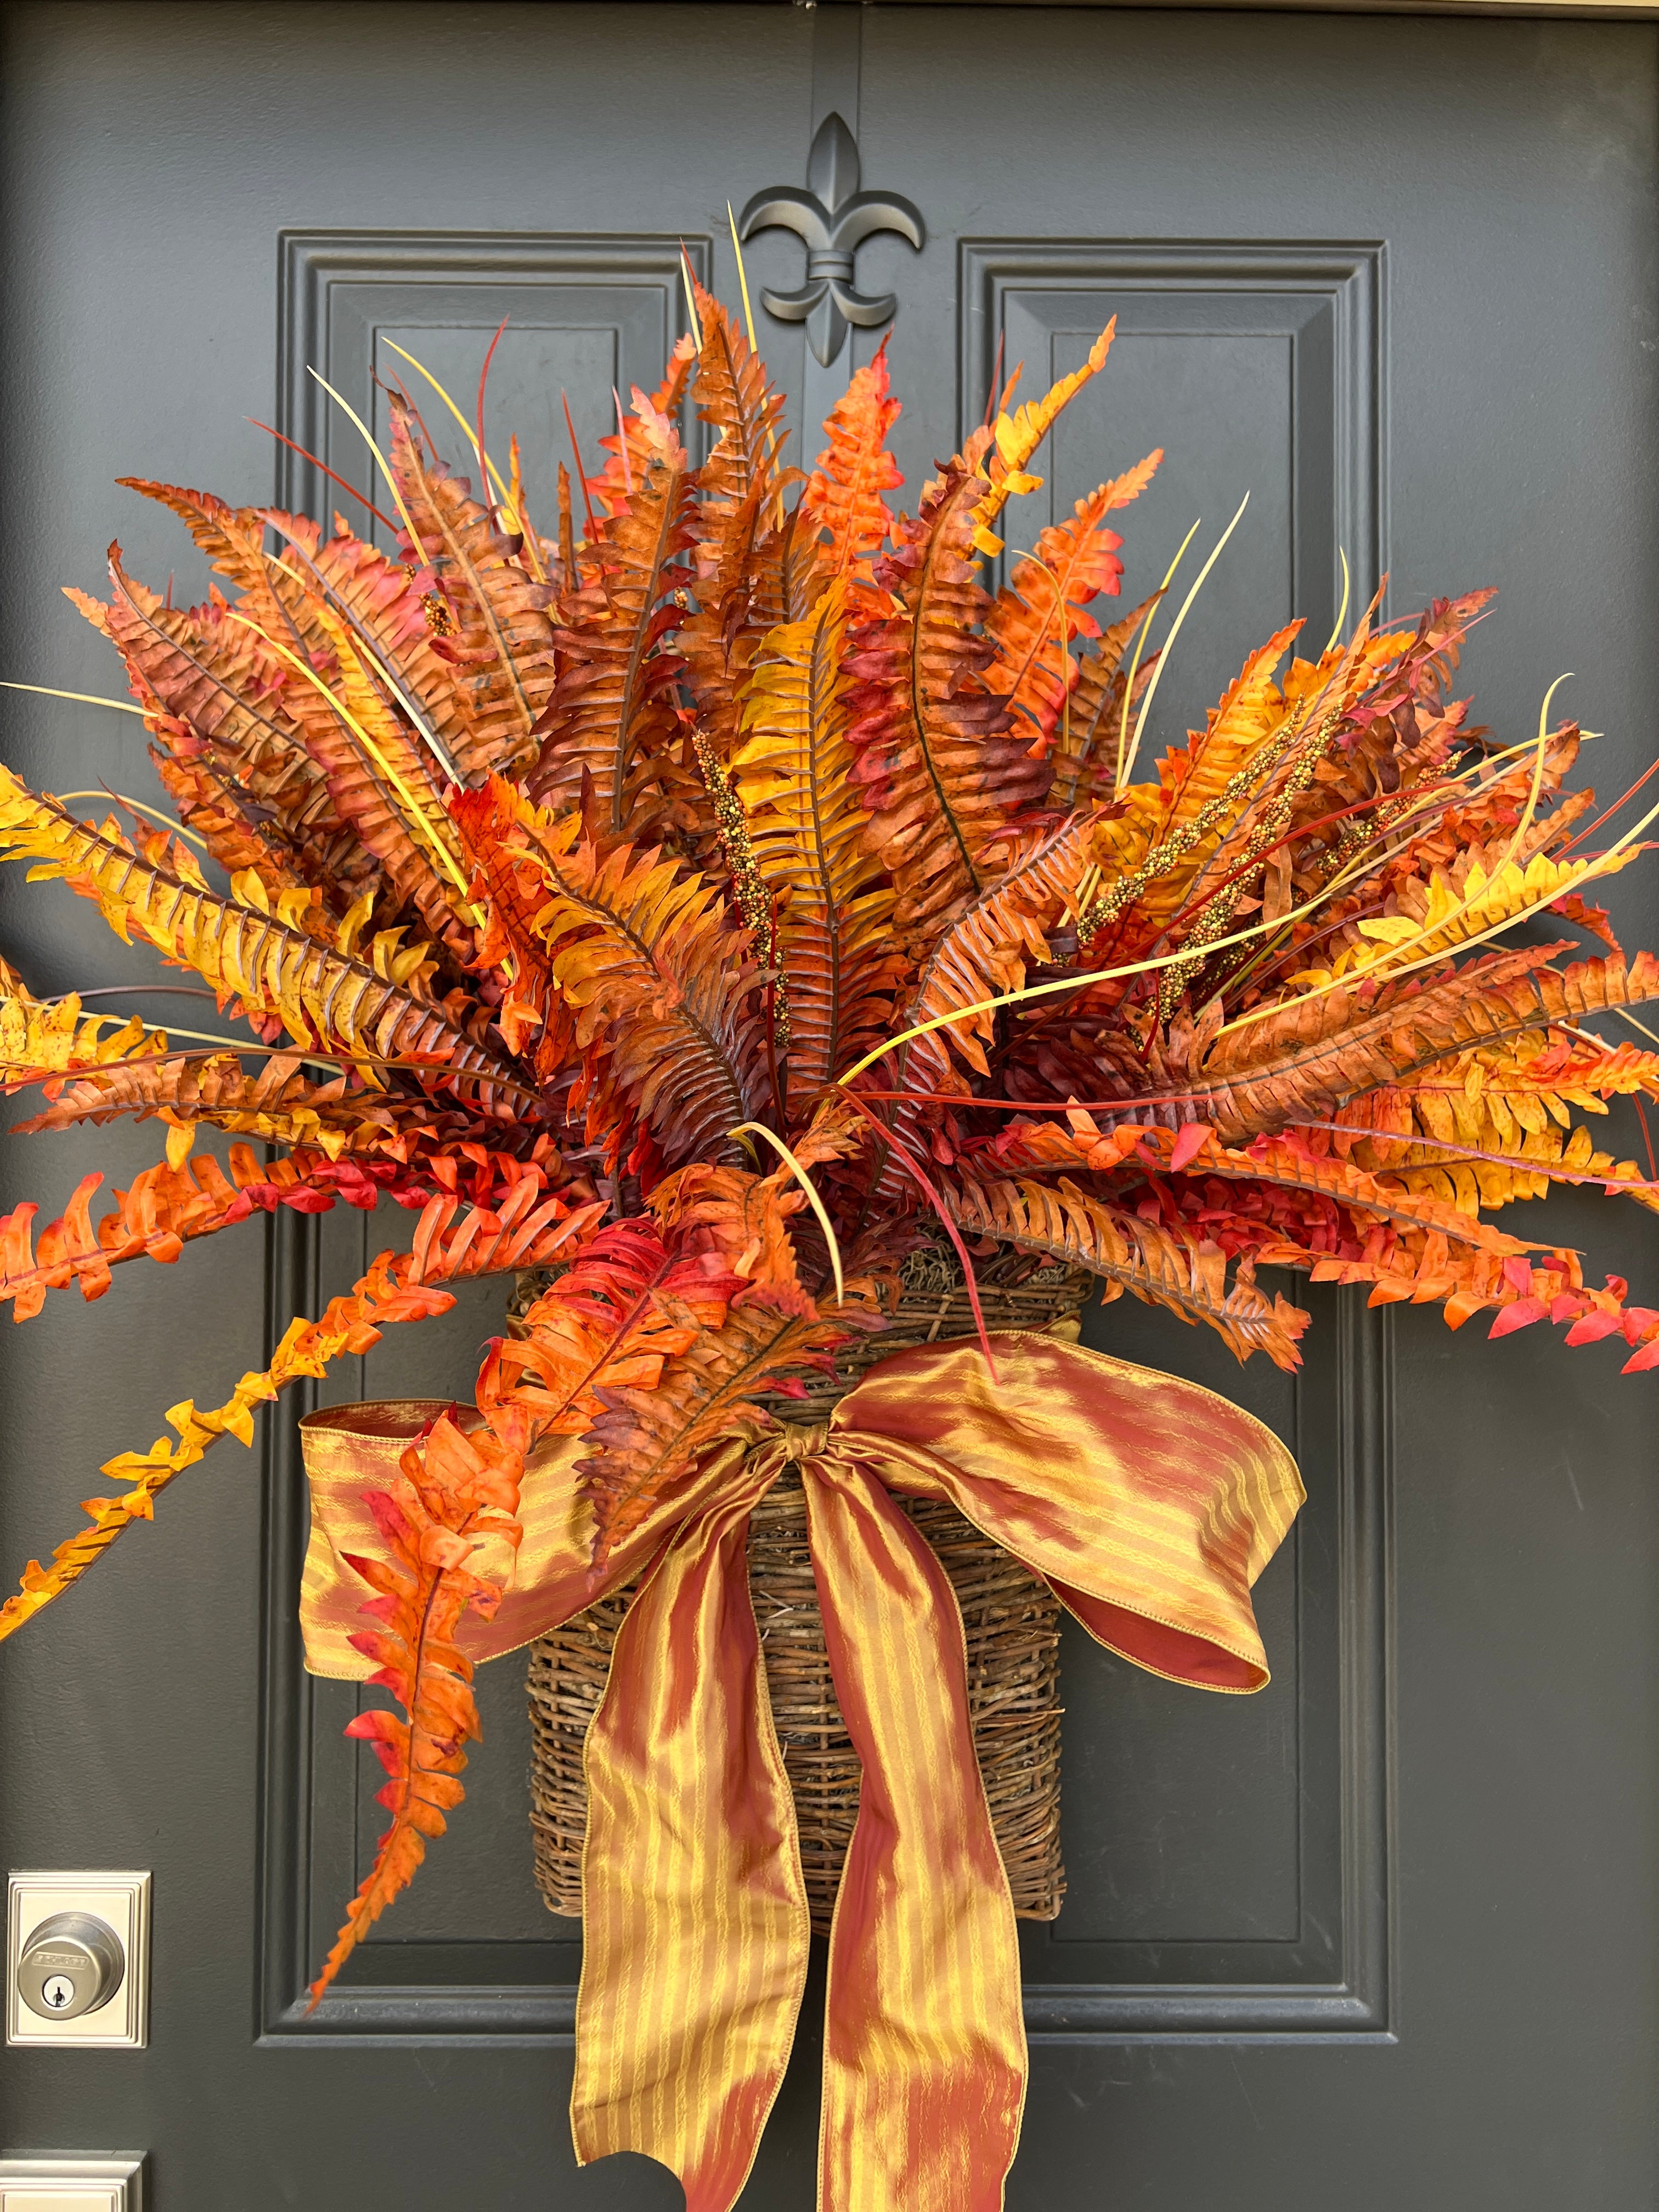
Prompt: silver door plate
<box><xmin>0</xmin><ymin>2156</ymin><xmax>144</xmax><ymax>2211</ymax></box>
<box><xmin>5</xmin><ymin>1876</ymin><xmax>150</xmax><ymax>2049</ymax></box>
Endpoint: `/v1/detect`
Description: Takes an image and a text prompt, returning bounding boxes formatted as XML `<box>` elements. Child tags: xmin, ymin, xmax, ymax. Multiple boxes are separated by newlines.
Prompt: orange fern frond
<box><xmin>484</xmin><ymin>1216</ymin><xmax>740</xmax><ymax>1432</ymax></box>
<box><xmin>588</xmin><ymin>335</ymin><xmax>698</xmax><ymax>517</ymax></box>
<box><xmin>258</xmin><ymin>516</ymin><xmax>501</xmax><ymax>789</ymax></box>
<box><xmin>985</xmin><ymin>455</ymin><xmax>1159</xmax><ymax>754</ymax></box>
<box><xmin>0</xmin><ymin>1148</ymin><xmax>263</xmax><ymax>1319</ymax></box>
<box><xmin>1186</xmin><ymin>947</ymin><xmax>1659</xmax><ymax>1142</ymax></box>
<box><xmin>847</xmin><ymin>446</ymin><xmax>1044</xmax><ymax>945</ymax></box>
<box><xmin>10</xmin><ymin>1051</ymin><xmax>407</xmax><ymax>1155</ymax></box>
<box><xmin>258</xmin><ymin>602</ymin><xmax>472</xmax><ymax>953</ymax></box>
<box><xmin>309</xmin><ymin>1409</ymin><xmax>516</xmax><ymax>2002</ymax></box>
<box><xmin>975</xmin><ymin>320</ymin><xmax>1116</xmax><ymax>544</ymax></box>
<box><xmin>0</xmin><ymin>1177</ymin><xmax>600</xmax><ymax>1643</ymax></box>
<box><xmin>0</xmin><ymin>765</ymin><xmax>515</xmax><ymax>1104</ymax></box>
<box><xmin>798</xmin><ymin>340</ymin><xmax>903</xmax><ymax>586</ymax></box>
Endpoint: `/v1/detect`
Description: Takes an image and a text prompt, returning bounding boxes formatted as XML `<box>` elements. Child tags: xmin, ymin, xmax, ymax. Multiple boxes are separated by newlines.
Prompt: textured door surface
<box><xmin>2</xmin><ymin>5</ymin><xmax>1656</xmax><ymax>2207</ymax></box>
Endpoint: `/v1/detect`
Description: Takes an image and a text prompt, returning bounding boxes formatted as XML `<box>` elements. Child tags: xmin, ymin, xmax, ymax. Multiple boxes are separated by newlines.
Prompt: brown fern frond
<box><xmin>846</xmin><ymin>446</ymin><xmax>1043</xmax><ymax>945</ymax></box>
<box><xmin>10</xmin><ymin>1050</ymin><xmax>412</xmax><ymax>1156</ymax></box>
<box><xmin>1047</xmin><ymin>594</ymin><xmax>1165</xmax><ymax>810</ymax></box>
<box><xmin>579</xmin><ymin>1299</ymin><xmax>849</xmax><ymax>1565</ymax></box>
<box><xmin>86</xmin><ymin>551</ymin><xmax>361</xmax><ymax>902</ymax></box>
<box><xmin>460</xmin><ymin>780</ymin><xmax>769</xmax><ymax>1172</ymax></box>
<box><xmin>528</xmin><ymin>400</ymin><xmax>698</xmax><ymax>835</ymax></box>
<box><xmin>277</xmin><ymin>603</ymin><xmax>475</xmax><ymax>952</ymax></box>
<box><xmin>114</xmin><ymin>479</ymin><xmax>326</xmax><ymax>656</ymax></box>
<box><xmin>678</xmin><ymin>484</ymin><xmax>774</xmax><ymax>766</ymax></box>
<box><xmin>386</xmin><ymin>397</ymin><xmax>557</xmax><ymax>771</ymax></box>
<box><xmin>258</xmin><ymin>515</ymin><xmax>498</xmax><ymax>787</ymax></box>
<box><xmin>690</xmin><ymin>285</ymin><xmax>787</xmax><ymax>524</ymax></box>
<box><xmin>874</xmin><ymin>813</ymin><xmax>1102</xmax><ymax>1187</ymax></box>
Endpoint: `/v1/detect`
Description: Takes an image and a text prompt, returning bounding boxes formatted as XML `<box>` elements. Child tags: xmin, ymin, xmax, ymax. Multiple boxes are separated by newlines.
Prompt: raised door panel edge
<box><xmin>274</xmin><ymin>228</ymin><xmax>714</xmax><ymax>516</ymax></box>
<box><xmin>957</xmin><ymin>237</ymin><xmax>1388</xmax><ymax>621</ymax></box>
<box><xmin>255</xmin><ymin>232</ymin><xmax>1396</xmax><ymax>2045</ymax></box>
<box><xmin>1024</xmin><ymin>1295</ymin><xmax>1395</xmax><ymax>2041</ymax></box>
<box><xmin>962</xmin><ymin>238</ymin><xmax>1393</xmax><ymax>2041</ymax></box>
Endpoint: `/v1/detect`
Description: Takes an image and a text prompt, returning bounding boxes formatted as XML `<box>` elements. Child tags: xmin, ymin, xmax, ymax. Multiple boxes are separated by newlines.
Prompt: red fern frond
<box><xmin>947</xmin><ymin>1172</ymin><xmax>1310</xmax><ymax>1370</ymax></box>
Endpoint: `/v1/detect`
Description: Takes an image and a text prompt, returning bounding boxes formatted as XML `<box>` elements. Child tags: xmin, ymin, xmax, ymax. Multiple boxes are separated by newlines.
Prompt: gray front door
<box><xmin>2</xmin><ymin>4</ymin><xmax>1655</xmax><ymax>2205</ymax></box>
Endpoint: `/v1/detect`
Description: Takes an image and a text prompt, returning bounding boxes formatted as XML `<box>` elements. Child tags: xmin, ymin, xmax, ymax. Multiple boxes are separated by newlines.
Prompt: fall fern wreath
<box><xmin>3</xmin><ymin>275</ymin><xmax>1659</xmax><ymax>2208</ymax></box>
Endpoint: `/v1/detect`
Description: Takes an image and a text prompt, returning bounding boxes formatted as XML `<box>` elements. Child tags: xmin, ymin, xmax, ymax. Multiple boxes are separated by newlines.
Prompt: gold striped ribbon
<box><xmin>298</xmin><ymin>1333</ymin><xmax>1304</xmax><ymax>2211</ymax></box>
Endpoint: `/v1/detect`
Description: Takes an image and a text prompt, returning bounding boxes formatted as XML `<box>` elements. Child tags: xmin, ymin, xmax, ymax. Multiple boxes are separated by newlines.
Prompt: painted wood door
<box><xmin>1</xmin><ymin>4</ymin><xmax>1655</xmax><ymax>2205</ymax></box>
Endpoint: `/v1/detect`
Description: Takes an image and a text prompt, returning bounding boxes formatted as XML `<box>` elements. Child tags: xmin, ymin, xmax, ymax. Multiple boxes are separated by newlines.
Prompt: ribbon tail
<box><xmin>800</xmin><ymin>1457</ymin><xmax>1027</xmax><ymax>2212</ymax></box>
<box><xmin>572</xmin><ymin>1479</ymin><xmax>811</xmax><ymax>2212</ymax></box>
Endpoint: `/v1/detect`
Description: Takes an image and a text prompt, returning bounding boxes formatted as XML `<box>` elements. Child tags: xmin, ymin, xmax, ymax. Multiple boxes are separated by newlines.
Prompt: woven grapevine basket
<box><xmin>513</xmin><ymin>1248</ymin><xmax>1093</xmax><ymax>1936</ymax></box>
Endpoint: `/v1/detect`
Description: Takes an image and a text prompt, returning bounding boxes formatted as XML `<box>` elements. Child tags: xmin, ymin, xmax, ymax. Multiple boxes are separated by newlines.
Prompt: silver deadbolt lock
<box><xmin>16</xmin><ymin>1910</ymin><xmax>126</xmax><ymax>2022</ymax></box>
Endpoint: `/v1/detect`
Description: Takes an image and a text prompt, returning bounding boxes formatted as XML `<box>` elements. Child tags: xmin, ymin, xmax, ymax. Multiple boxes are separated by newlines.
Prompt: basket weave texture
<box><xmin>516</xmin><ymin>1249</ymin><xmax>1091</xmax><ymax>1936</ymax></box>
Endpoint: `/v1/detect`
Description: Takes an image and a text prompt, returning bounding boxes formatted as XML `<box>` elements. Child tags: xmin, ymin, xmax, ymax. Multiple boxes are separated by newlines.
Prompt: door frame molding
<box><xmin>873</xmin><ymin>1</ymin><xmax>1659</xmax><ymax>16</ymax></box>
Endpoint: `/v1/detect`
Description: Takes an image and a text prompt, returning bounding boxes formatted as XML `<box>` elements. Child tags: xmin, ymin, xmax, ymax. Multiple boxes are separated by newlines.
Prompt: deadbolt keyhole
<box><xmin>16</xmin><ymin>1911</ymin><xmax>125</xmax><ymax>2022</ymax></box>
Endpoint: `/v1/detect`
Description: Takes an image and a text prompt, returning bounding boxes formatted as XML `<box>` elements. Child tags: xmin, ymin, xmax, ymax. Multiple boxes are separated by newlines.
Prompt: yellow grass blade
<box><xmin>840</xmin><ymin>725</ymin><xmax>1592</xmax><ymax>1085</ymax></box>
<box><xmin>262</xmin><ymin>549</ymin><xmax>463</xmax><ymax>787</ymax></box>
<box><xmin>1214</xmin><ymin>675</ymin><xmax>1572</xmax><ymax>1040</ymax></box>
<box><xmin>1610</xmin><ymin>1005</ymin><xmax>1659</xmax><ymax>1052</ymax></box>
<box><xmin>728</xmin><ymin>1120</ymin><xmax>845</xmax><ymax>1307</ymax></box>
<box><xmin>58</xmin><ymin>793</ymin><xmax>208</xmax><ymax>852</ymax></box>
<box><xmin>1322</xmin><ymin>548</ymin><xmax>1352</xmax><ymax>659</ymax></box>
<box><xmin>1114</xmin><ymin>519</ymin><xmax>1200</xmax><ymax>795</ymax></box>
<box><xmin>680</xmin><ymin>246</ymin><xmax>704</xmax><ymax>351</ymax></box>
<box><xmin>727</xmin><ymin>201</ymin><xmax>760</xmax><ymax>355</ymax></box>
<box><xmin>1120</xmin><ymin>492</ymin><xmax>1250</xmax><ymax>790</ymax></box>
<box><xmin>308</xmin><ymin>368</ymin><xmax>433</xmax><ymax>567</ymax></box>
<box><xmin>380</xmin><ymin>341</ymin><xmax>520</xmax><ymax>537</ymax></box>
<box><xmin>0</xmin><ymin>680</ymin><xmax>149</xmax><ymax>716</ymax></box>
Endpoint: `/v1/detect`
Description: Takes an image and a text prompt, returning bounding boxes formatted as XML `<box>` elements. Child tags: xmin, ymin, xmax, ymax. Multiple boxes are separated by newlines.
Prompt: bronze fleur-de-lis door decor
<box><xmin>740</xmin><ymin>111</ymin><xmax>925</xmax><ymax>370</ymax></box>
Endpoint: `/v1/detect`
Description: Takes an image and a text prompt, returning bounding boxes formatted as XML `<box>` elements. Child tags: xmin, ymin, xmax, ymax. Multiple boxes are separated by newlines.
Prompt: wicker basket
<box><xmin>515</xmin><ymin>1248</ymin><xmax>1092</xmax><ymax>1936</ymax></box>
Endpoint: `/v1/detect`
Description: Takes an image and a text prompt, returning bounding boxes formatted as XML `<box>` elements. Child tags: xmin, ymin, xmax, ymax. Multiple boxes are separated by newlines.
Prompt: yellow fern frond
<box><xmin>0</xmin><ymin>765</ymin><xmax>511</xmax><ymax>1098</ymax></box>
<box><xmin>976</xmin><ymin>319</ymin><xmax>1116</xmax><ymax>539</ymax></box>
